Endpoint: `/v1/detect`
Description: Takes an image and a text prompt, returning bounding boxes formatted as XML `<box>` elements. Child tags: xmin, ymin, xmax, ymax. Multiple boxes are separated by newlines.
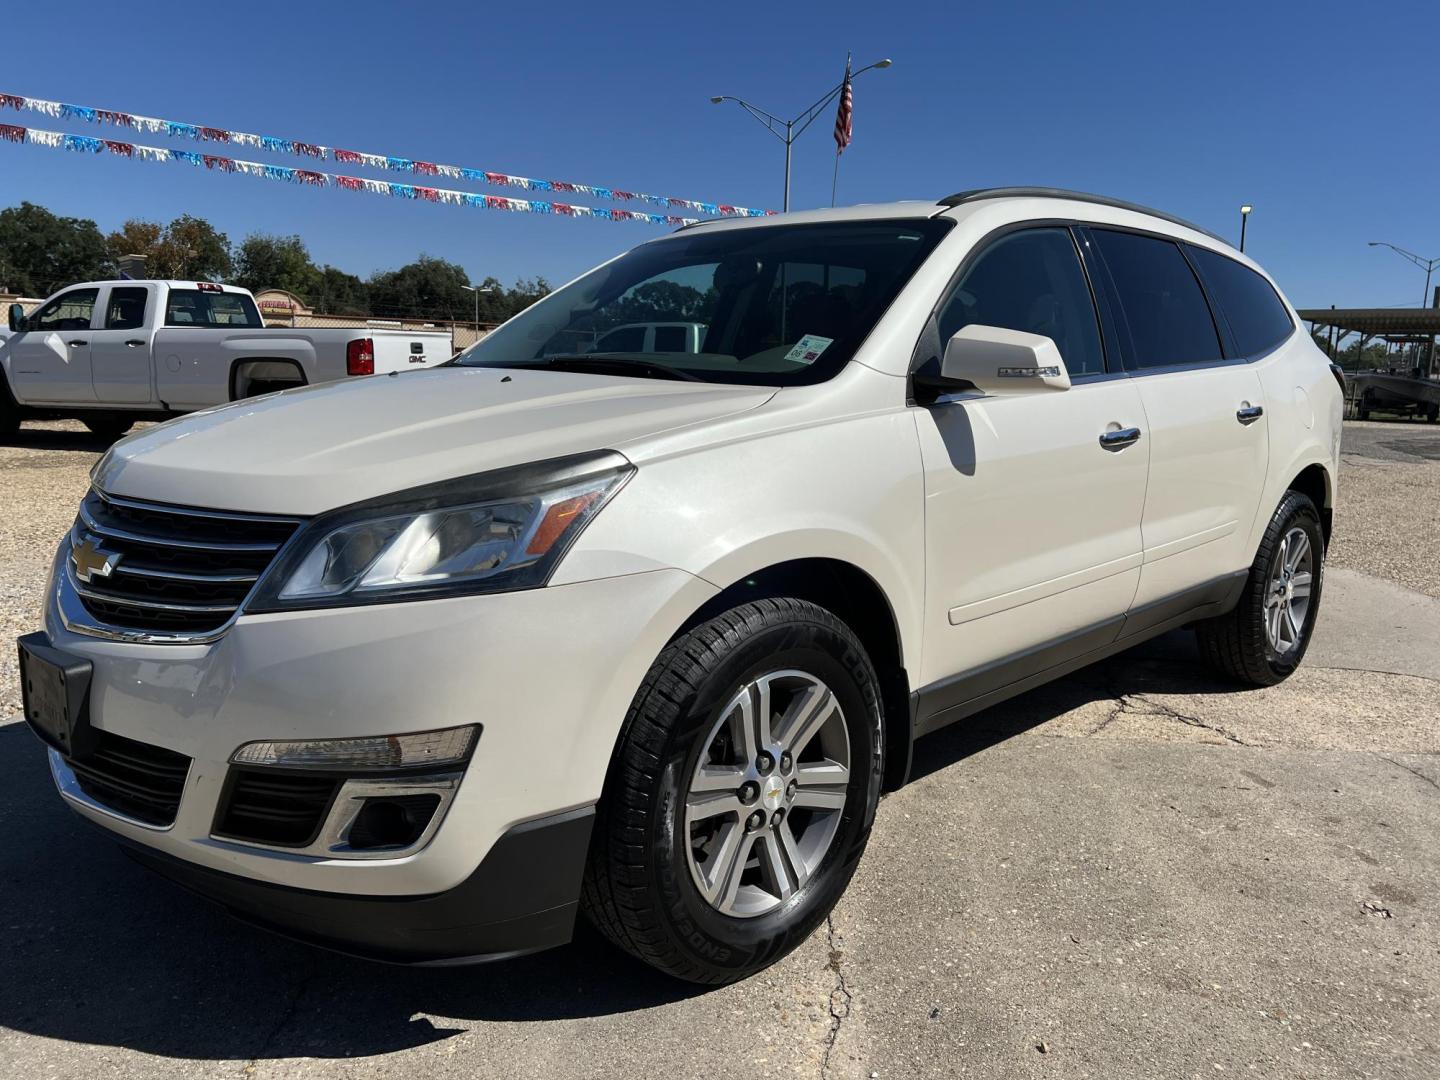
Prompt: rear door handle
<box><xmin>67</xmin><ymin>339</ymin><xmax>88</xmax><ymax>347</ymax></box>
<box><xmin>1236</xmin><ymin>404</ymin><xmax>1264</xmax><ymax>424</ymax></box>
<box><xmin>1099</xmin><ymin>427</ymin><xmax>1142</xmax><ymax>451</ymax></box>
<box><xmin>125</xmin><ymin>339</ymin><xmax>144</xmax><ymax>347</ymax></box>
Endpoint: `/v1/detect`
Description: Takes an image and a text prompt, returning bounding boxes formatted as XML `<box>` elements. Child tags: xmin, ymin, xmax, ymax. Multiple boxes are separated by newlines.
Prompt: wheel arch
<box><xmin>229</xmin><ymin>357</ymin><xmax>308</xmax><ymax>400</ymax></box>
<box><xmin>672</xmin><ymin>557</ymin><xmax>914</xmax><ymax>792</ymax></box>
<box><xmin>1286</xmin><ymin>461</ymin><xmax>1333</xmax><ymax>544</ymax></box>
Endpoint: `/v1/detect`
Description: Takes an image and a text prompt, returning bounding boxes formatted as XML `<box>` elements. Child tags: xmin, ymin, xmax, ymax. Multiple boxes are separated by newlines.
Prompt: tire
<box><xmin>0</xmin><ymin>375</ymin><xmax>19</xmax><ymax>439</ymax></box>
<box><xmin>82</xmin><ymin>416</ymin><xmax>134</xmax><ymax>440</ymax></box>
<box><xmin>581</xmin><ymin>597</ymin><xmax>883</xmax><ymax>985</ymax></box>
<box><xmin>1425</xmin><ymin>404</ymin><xmax>1438</xmax><ymax>424</ymax></box>
<box><xmin>1195</xmin><ymin>490</ymin><xmax>1325</xmax><ymax>687</ymax></box>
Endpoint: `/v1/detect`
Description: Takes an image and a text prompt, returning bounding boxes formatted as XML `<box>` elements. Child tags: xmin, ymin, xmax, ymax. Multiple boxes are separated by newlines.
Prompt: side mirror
<box><xmin>7</xmin><ymin>303</ymin><xmax>24</xmax><ymax>333</ymax></box>
<box><xmin>938</xmin><ymin>324</ymin><xmax>1071</xmax><ymax>396</ymax></box>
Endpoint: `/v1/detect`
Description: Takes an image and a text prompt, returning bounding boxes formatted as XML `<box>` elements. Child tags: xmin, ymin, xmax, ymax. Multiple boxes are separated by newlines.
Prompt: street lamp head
<box><xmin>1240</xmin><ymin>204</ymin><xmax>1253</xmax><ymax>215</ymax></box>
<box><xmin>874</xmin><ymin>58</ymin><xmax>893</xmax><ymax>68</ymax></box>
<box><xmin>1367</xmin><ymin>242</ymin><xmax>1381</xmax><ymax>247</ymax></box>
<box><xmin>709</xmin><ymin>96</ymin><xmax>725</xmax><ymax>104</ymax></box>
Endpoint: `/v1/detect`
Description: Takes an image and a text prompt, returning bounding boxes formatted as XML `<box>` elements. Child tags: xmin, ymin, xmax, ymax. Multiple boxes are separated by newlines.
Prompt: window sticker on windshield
<box><xmin>784</xmin><ymin>334</ymin><xmax>834</xmax><ymax>365</ymax></box>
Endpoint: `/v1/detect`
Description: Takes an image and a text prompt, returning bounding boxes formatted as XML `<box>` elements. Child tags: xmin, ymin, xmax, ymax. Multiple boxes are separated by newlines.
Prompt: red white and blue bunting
<box><xmin>0</xmin><ymin>92</ymin><xmax>773</xmax><ymax>219</ymax></box>
<box><xmin>0</xmin><ymin>124</ymin><xmax>701</xmax><ymax>225</ymax></box>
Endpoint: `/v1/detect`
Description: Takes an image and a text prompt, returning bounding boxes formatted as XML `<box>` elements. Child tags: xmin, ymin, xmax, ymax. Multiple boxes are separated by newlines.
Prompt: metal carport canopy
<box><xmin>1297</xmin><ymin>308</ymin><xmax>1440</xmax><ymax>334</ymax></box>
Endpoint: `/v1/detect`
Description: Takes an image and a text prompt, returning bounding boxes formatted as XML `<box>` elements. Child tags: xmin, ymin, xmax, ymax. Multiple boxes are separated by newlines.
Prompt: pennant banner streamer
<box><xmin>0</xmin><ymin>124</ymin><xmax>701</xmax><ymax>226</ymax></box>
<box><xmin>0</xmin><ymin>92</ymin><xmax>773</xmax><ymax>219</ymax></box>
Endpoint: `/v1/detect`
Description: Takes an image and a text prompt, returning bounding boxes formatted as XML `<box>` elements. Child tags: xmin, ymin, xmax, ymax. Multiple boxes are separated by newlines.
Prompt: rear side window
<box><xmin>936</xmin><ymin>227</ymin><xmax>1106</xmax><ymax>376</ymax></box>
<box><xmin>1090</xmin><ymin>229</ymin><xmax>1222</xmax><ymax>369</ymax></box>
<box><xmin>165</xmin><ymin>290</ymin><xmax>263</xmax><ymax>328</ymax></box>
<box><xmin>105</xmin><ymin>287</ymin><xmax>149</xmax><ymax>330</ymax></box>
<box><xmin>653</xmin><ymin>325</ymin><xmax>689</xmax><ymax>352</ymax></box>
<box><xmin>1186</xmin><ymin>246</ymin><xmax>1294</xmax><ymax>357</ymax></box>
<box><xmin>593</xmin><ymin>326</ymin><xmax>646</xmax><ymax>352</ymax></box>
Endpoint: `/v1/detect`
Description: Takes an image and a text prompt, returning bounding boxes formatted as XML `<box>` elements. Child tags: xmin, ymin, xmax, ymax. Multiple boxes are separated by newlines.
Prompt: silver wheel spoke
<box><xmin>793</xmin><ymin>760</ymin><xmax>849</xmax><ymax>811</ymax></box>
<box><xmin>733</xmin><ymin>693</ymin><xmax>760</xmax><ymax>765</ymax></box>
<box><xmin>777</xmin><ymin>683</ymin><xmax>837</xmax><ymax>756</ymax></box>
<box><xmin>1290</xmin><ymin>571</ymin><xmax>1312</xmax><ymax>599</ymax></box>
<box><xmin>776</xmin><ymin>819</ymin><xmax>809</xmax><ymax>889</ymax></box>
<box><xmin>1286</xmin><ymin>533</ymin><xmax>1310</xmax><ymax>574</ymax></box>
<box><xmin>690</xmin><ymin>764</ymin><xmax>745</xmax><ymax>794</ymax></box>
<box><xmin>758</xmin><ymin>830</ymin><xmax>800</xmax><ymax>901</ymax></box>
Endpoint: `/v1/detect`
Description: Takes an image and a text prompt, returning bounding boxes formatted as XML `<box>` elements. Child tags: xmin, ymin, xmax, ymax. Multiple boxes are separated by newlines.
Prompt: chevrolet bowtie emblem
<box><xmin>72</xmin><ymin>536</ymin><xmax>121</xmax><ymax>583</ymax></box>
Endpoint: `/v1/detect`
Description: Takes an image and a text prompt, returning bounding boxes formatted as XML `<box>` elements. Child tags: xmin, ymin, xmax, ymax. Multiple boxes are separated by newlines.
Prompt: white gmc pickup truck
<box><xmin>0</xmin><ymin>280</ymin><xmax>450</xmax><ymax>438</ymax></box>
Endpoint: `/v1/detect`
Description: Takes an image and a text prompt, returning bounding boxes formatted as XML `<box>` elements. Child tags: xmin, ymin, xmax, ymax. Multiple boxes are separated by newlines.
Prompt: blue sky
<box><xmin>2</xmin><ymin>0</ymin><xmax>1437</xmax><ymax>309</ymax></box>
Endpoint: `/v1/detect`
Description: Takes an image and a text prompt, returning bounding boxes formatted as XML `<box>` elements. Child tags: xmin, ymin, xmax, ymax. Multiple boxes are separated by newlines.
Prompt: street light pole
<box><xmin>710</xmin><ymin>58</ymin><xmax>892</xmax><ymax>212</ymax></box>
<box><xmin>1239</xmin><ymin>204</ymin><xmax>1252</xmax><ymax>252</ymax></box>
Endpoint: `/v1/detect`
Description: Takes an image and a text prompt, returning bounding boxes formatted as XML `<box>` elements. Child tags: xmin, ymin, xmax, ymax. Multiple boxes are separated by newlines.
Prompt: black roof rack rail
<box><xmin>936</xmin><ymin>187</ymin><xmax>1226</xmax><ymax>244</ymax></box>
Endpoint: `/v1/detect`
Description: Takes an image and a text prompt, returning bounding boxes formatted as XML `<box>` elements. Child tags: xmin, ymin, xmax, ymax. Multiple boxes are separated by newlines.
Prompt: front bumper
<box><xmin>116</xmin><ymin>804</ymin><xmax>596</xmax><ymax>964</ymax></box>
<box><xmin>37</xmin><ymin>551</ymin><xmax>716</xmax><ymax>945</ymax></box>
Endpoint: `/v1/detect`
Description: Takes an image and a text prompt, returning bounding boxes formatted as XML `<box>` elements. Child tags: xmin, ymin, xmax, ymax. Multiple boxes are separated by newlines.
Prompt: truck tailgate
<box><xmin>370</xmin><ymin>330</ymin><xmax>451</xmax><ymax>374</ymax></box>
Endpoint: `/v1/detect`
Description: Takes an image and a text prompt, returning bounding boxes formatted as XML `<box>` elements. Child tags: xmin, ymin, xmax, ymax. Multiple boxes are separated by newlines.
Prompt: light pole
<box><xmin>1369</xmin><ymin>242</ymin><xmax>1440</xmax><ymax>376</ymax></box>
<box><xmin>710</xmin><ymin>58</ymin><xmax>893</xmax><ymax>212</ymax></box>
<box><xmin>1239</xmin><ymin>204</ymin><xmax>1253</xmax><ymax>252</ymax></box>
<box><xmin>461</xmin><ymin>283</ymin><xmax>500</xmax><ymax>326</ymax></box>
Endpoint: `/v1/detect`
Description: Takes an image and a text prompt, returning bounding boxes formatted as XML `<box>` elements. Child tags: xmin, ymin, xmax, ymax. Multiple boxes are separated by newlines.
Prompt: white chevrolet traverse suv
<box><xmin>18</xmin><ymin>189</ymin><xmax>1343</xmax><ymax>984</ymax></box>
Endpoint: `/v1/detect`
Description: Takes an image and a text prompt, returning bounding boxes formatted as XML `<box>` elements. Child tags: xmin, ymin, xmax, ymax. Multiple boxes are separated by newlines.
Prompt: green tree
<box><xmin>232</xmin><ymin>233</ymin><xmax>320</xmax><ymax>297</ymax></box>
<box><xmin>310</xmin><ymin>265</ymin><xmax>369</xmax><ymax>316</ymax></box>
<box><xmin>0</xmin><ymin>201</ymin><xmax>112</xmax><ymax>295</ymax></box>
<box><xmin>108</xmin><ymin>215</ymin><xmax>232</xmax><ymax>280</ymax></box>
<box><xmin>367</xmin><ymin>255</ymin><xmax>473</xmax><ymax>321</ymax></box>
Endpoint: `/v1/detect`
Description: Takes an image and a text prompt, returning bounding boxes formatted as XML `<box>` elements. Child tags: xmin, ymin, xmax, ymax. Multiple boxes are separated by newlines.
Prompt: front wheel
<box><xmin>1195</xmin><ymin>490</ymin><xmax>1325</xmax><ymax>687</ymax></box>
<box><xmin>581</xmin><ymin>598</ymin><xmax>883</xmax><ymax>984</ymax></box>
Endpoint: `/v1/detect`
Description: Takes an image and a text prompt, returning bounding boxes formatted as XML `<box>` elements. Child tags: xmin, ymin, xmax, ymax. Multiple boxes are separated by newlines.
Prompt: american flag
<box><xmin>833</xmin><ymin>60</ymin><xmax>853</xmax><ymax>153</ymax></box>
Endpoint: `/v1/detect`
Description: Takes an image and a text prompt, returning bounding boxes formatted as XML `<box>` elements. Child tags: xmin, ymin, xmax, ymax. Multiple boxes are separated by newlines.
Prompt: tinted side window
<box><xmin>33</xmin><ymin>288</ymin><xmax>99</xmax><ymax>331</ymax></box>
<box><xmin>105</xmin><ymin>287</ymin><xmax>149</xmax><ymax>330</ymax></box>
<box><xmin>1090</xmin><ymin>230</ymin><xmax>1222</xmax><ymax>369</ymax></box>
<box><xmin>1186</xmin><ymin>246</ymin><xmax>1293</xmax><ymax>357</ymax></box>
<box><xmin>937</xmin><ymin>228</ymin><xmax>1105</xmax><ymax>376</ymax></box>
<box><xmin>653</xmin><ymin>325</ymin><xmax>688</xmax><ymax>352</ymax></box>
<box><xmin>165</xmin><ymin>290</ymin><xmax>264</xmax><ymax>328</ymax></box>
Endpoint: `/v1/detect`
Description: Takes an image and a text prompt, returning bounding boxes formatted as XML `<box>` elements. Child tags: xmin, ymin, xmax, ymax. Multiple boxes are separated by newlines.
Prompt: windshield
<box><xmin>455</xmin><ymin>218</ymin><xmax>952</xmax><ymax>385</ymax></box>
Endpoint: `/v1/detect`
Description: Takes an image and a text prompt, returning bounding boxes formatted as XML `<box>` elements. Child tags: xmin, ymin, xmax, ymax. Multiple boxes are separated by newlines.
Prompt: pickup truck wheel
<box><xmin>581</xmin><ymin>597</ymin><xmax>883</xmax><ymax>985</ymax></box>
<box><xmin>0</xmin><ymin>377</ymin><xmax>18</xmax><ymax>438</ymax></box>
<box><xmin>82</xmin><ymin>416</ymin><xmax>134</xmax><ymax>440</ymax></box>
<box><xmin>1195</xmin><ymin>490</ymin><xmax>1324</xmax><ymax>687</ymax></box>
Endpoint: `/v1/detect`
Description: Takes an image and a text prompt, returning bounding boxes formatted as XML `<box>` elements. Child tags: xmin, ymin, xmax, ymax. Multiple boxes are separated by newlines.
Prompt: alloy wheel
<box><xmin>684</xmin><ymin>669</ymin><xmax>851</xmax><ymax>918</ymax></box>
<box><xmin>1264</xmin><ymin>526</ymin><xmax>1314</xmax><ymax>653</ymax></box>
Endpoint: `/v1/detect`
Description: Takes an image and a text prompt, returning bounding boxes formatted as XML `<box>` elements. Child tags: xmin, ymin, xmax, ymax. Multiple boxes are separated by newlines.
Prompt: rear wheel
<box><xmin>581</xmin><ymin>598</ymin><xmax>883</xmax><ymax>984</ymax></box>
<box><xmin>0</xmin><ymin>376</ymin><xmax>19</xmax><ymax>439</ymax></box>
<box><xmin>82</xmin><ymin>415</ymin><xmax>134</xmax><ymax>441</ymax></box>
<box><xmin>1195</xmin><ymin>490</ymin><xmax>1325</xmax><ymax>687</ymax></box>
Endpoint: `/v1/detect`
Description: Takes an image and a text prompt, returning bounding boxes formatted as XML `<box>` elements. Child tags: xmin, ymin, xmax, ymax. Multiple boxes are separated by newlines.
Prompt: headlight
<box><xmin>248</xmin><ymin>451</ymin><xmax>632</xmax><ymax>611</ymax></box>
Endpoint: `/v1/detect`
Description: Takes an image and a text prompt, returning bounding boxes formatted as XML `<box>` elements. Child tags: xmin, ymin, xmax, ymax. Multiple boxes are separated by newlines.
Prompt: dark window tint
<box><xmin>165</xmin><ymin>290</ymin><xmax>263</xmax><ymax>328</ymax></box>
<box><xmin>937</xmin><ymin>228</ymin><xmax>1105</xmax><ymax>375</ymax></box>
<box><xmin>594</xmin><ymin>325</ymin><xmax>645</xmax><ymax>352</ymax></box>
<box><xmin>1186</xmin><ymin>246</ymin><xmax>1293</xmax><ymax>357</ymax></box>
<box><xmin>32</xmin><ymin>288</ymin><xmax>98</xmax><ymax>331</ymax></box>
<box><xmin>653</xmin><ymin>325</ymin><xmax>689</xmax><ymax>352</ymax></box>
<box><xmin>105</xmin><ymin>287</ymin><xmax>149</xmax><ymax>330</ymax></box>
<box><xmin>1091</xmin><ymin>230</ymin><xmax>1222</xmax><ymax>369</ymax></box>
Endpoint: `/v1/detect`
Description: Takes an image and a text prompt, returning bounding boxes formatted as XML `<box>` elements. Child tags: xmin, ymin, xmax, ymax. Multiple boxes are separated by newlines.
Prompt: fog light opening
<box><xmin>346</xmin><ymin>793</ymin><xmax>441</xmax><ymax>850</ymax></box>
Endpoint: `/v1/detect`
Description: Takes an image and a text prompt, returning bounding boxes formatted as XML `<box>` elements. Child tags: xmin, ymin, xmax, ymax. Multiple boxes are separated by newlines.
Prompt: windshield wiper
<box><xmin>506</xmin><ymin>355</ymin><xmax>705</xmax><ymax>382</ymax></box>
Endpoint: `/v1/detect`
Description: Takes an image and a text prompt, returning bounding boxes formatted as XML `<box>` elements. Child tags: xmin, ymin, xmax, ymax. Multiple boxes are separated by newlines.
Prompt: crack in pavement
<box><xmin>1091</xmin><ymin>692</ymin><xmax>1251</xmax><ymax>746</ymax></box>
<box><xmin>241</xmin><ymin>967</ymin><xmax>319</xmax><ymax>1076</ymax></box>
<box><xmin>821</xmin><ymin>913</ymin><xmax>853</xmax><ymax>1079</ymax></box>
<box><xmin>1314</xmin><ymin>665</ymin><xmax>1440</xmax><ymax>685</ymax></box>
<box><xmin>1377</xmin><ymin>754</ymin><xmax>1440</xmax><ymax>793</ymax></box>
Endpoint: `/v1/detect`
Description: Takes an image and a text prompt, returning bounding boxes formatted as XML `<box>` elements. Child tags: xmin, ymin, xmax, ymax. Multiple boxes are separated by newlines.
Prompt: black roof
<box><xmin>937</xmin><ymin>187</ymin><xmax>1226</xmax><ymax>244</ymax></box>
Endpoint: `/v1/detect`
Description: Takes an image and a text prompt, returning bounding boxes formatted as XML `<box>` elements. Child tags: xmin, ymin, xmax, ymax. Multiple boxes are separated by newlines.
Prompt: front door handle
<box><xmin>124</xmin><ymin>339</ymin><xmax>144</xmax><ymax>347</ymax></box>
<box><xmin>67</xmin><ymin>339</ymin><xmax>88</xmax><ymax>347</ymax></box>
<box><xmin>1099</xmin><ymin>427</ymin><xmax>1142</xmax><ymax>451</ymax></box>
<box><xmin>1236</xmin><ymin>404</ymin><xmax>1264</xmax><ymax>424</ymax></box>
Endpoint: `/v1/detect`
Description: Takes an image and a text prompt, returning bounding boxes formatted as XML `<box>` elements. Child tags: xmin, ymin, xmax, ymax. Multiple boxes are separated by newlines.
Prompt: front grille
<box><xmin>67</xmin><ymin>489</ymin><xmax>302</xmax><ymax>637</ymax></box>
<box><xmin>66</xmin><ymin>731</ymin><xmax>192</xmax><ymax>827</ymax></box>
<box><xmin>213</xmin><ymin>768</ymin><xmax>342</xmax><ymax>848</ymax></box>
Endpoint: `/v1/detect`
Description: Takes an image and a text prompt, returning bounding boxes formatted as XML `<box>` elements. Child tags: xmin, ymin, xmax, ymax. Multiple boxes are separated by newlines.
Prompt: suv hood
<box><xmin>94</xmin><ymin>367</ymin><xmax>774</xmax><ymax>514</ymax></box>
